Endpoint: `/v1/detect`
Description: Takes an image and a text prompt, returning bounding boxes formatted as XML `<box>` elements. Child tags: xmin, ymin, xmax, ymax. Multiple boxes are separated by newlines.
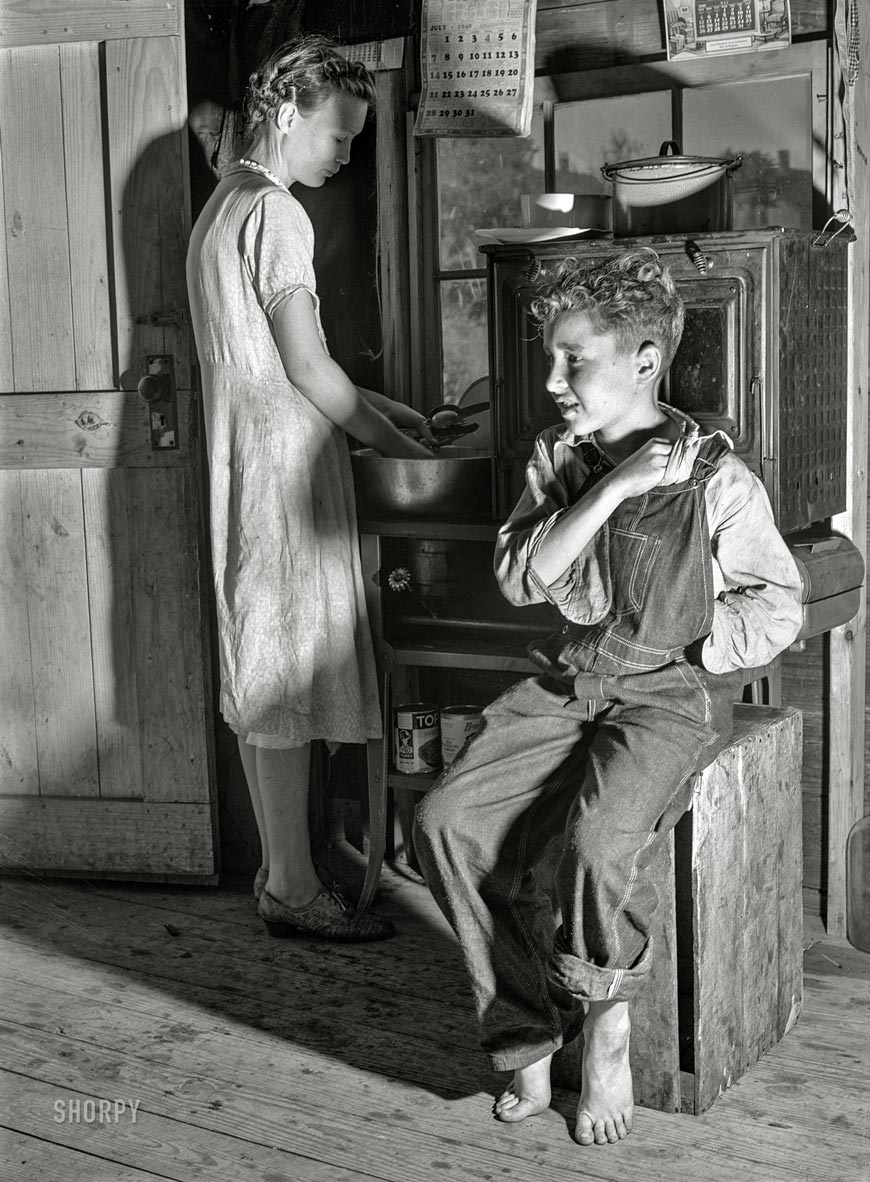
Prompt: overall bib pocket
<box><xmin>608</xmin><ymin>527</ymin><xmax>660</xmax><ymax>616</ymax></box>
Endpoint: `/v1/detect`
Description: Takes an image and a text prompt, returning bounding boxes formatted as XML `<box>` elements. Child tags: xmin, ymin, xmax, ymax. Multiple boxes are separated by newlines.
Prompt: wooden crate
<box><xmin>554</xmin><ymin>704</ymin><xmax>804</xmax><ymax>1114</ymax></box>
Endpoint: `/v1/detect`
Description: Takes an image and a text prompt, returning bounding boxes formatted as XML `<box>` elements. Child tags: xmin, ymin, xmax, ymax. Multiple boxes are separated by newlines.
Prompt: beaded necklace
<box><xmin>238</xmin><ymin>157</ymin><xmax>287</xmax><ymax>190</ymax></box>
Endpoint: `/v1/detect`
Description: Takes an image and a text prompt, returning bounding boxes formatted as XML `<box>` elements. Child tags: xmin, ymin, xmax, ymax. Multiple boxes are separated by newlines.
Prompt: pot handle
<box><xmin>602</xmin><ymin>161</ymin><xmax>725</xmax><ymax>184</ymax></box>
<box><xmin>660</xmin><ymin>141</ymin><xmax>742</xmax><ymax>173</ymax></box>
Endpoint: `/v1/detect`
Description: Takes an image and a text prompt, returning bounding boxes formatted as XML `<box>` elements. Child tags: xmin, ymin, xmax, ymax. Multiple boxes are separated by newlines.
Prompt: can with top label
<box><xmin>394</xmin><ymin>702</ymin><xmax>441</xmax><ymax>774</ymax></box>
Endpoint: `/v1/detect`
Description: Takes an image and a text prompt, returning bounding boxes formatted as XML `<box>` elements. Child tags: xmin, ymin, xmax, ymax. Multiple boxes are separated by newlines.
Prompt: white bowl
<box><xmin>521</xmin><ymin>193</ymin><xmax>611</xmax><ymax>229</ymax></box>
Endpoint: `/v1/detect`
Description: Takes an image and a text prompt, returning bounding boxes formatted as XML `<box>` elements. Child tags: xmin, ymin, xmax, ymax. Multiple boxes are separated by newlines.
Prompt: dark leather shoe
<box><xmin>258</xmin><ymin>887</ymin><xmax>396</xmax><ymax>942</ymax></box>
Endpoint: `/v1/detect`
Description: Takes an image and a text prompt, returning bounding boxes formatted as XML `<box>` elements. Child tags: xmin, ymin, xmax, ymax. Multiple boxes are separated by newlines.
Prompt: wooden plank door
<box><xmin>0</xmin><ymin>3</ymin><xmax>217</xmax><ymax>881</ymax></box>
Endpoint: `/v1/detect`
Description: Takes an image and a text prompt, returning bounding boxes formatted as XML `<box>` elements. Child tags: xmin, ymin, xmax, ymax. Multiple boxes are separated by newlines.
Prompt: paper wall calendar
<box><xmin>336</xmin><ymin>38</ymin><xmax>405</xmax><ymax>72</ymax></box>
<box><xmin>662</xmin><ymin>0</ymin><xmax>792</xmax><ymax>61</ymax></box>
<box><xmin>414</xmin><ymin>0</ymin><xmax>537</xmax><ymax>137</ymax></box>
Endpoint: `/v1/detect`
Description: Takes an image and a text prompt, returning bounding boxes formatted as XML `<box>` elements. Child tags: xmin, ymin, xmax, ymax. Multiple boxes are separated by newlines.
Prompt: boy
<box><xmin>413</xmin><ymin>249</ymin><xmax>803</xmax><ymax>1147</ymax></box>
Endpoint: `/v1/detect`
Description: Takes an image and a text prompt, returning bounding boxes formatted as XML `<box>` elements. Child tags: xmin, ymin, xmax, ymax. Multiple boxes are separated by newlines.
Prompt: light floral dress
<box><xmin>186</xmin><ymin>169</ymin><xmax>381</xmax><ymax>747</ymax></box>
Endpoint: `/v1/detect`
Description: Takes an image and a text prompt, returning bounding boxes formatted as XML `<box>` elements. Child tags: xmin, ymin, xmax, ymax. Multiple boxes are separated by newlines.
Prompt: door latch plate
<box><xmin>138</xmin><ymin>355</ymin><xmax>178</xmax><ymax>451</ymax></box>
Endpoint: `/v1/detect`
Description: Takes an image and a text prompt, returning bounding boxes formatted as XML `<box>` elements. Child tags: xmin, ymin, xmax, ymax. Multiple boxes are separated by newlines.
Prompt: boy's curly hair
<box><xmin>246</xmin><ymin>33</ymin><xmax>375</xmax><ymax>129</ymax></box>
<box><xmin>529</xmin><ymin>248</ymin><xmax>685</xmax><ymax>369</ymax></box>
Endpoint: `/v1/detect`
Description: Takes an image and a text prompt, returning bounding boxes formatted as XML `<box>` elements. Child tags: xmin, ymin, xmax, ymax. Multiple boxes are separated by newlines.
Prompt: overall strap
<box><xmin>690</xmin><ymin>432</ymin><xmax>733</xmax><ymax>481</ymax></box>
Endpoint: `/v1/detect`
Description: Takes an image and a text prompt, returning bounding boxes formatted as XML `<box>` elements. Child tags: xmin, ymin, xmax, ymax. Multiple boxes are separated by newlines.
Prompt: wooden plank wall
<box><xmin>307</xmin><ymin>0</ymin><xmax>830</xmax><ymax>60</ymax></box>
<box><xmin>1</xmin><ymin>45</ymin><xmax>78</xmax><ymax>391</ymax></box>
<box><xmin>0</xmin><ymin>15</ymin><xmax>216</xmax><ymax>876</ymax></box>
<box><xmin>82</xmin><ymin>468</ymin><xmax>145</xmax><ymax>802</ymax></box>
<box><xmin>22</xmin><ymin>469</ymin><xmax>99</xmax><ymax>798</ymax></box>
<box><xmin>0</xmin><ymin>31</ymin><xmax>190</xmax><ymax>394</ymax></box>
<box><xmin>0</xmin><ymin>474</ymin><xmax>37</xmax><ymax>793</ymax></box>
<box><xmin>303</xmin><ymin>0</ymin><xmax>419</xmax><ymax>43</ymax></box>
<box><xmin>0</xmin><ymin>0</ymin><xmax>181</xmax><ymax>47</ymax></box>
<box><xmin>106</xmin><ymin>36</ymin><xmax>192</xmax><ymax>390</ymax></box>
<box><xmin>533</xmin><ymin>0</ymin><xmax>828</xmax><ymax>70</ymax></box>
<box><xmin>61</xmin><ymin>42</ymin><xmax>115</xmax><ymax>390</ymax></box>
<box><xmin>376</xmin><ymin>66</ymin><xmax>413</xmax><ymax>401</ymax></box>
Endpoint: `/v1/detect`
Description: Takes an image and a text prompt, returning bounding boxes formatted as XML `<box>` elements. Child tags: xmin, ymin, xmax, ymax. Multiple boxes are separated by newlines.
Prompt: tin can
<box><xmin>439</xmin><ymin>705</ymin><xmax>483</xmax><ymax>767</ymax></box>
<box><xmin>394</xmin><ymin>702</ymin><xmax>441</xmax><ymax>774</ymax></box>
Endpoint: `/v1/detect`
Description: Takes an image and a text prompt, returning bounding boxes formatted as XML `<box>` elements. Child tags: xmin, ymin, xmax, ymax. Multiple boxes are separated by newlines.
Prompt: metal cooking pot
<box><xmin>350</xmin><ymin>446</ymin><xmax>492</xmax><ymax>519</ymax></box>
<box><xmin>602</xmin><ymin>141</ymin><xmax>742</xmax><ymax>236</ymax></box>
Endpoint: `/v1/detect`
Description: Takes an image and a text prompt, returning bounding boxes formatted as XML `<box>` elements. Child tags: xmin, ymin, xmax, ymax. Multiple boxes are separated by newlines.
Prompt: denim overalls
<box><xmin>414</xmin><ymin>436</ymin><xmax>743</xmax><ymax>1072</ymax></box>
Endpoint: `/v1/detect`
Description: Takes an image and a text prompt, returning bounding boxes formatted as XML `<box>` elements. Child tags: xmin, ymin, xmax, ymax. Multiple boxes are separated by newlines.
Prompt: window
<box><xmin>553</xmin><ymin>93</ymin><xmax>673</xmax><ymax>194</ymax></box>
<box><xmin>427</xmin><ymin>114</ymin><xmax>545</xmax><ymax>405</ymax></box>
<box><xmin>681</xmin><ymin>75</ymin><xmax>813</xmax><ymax>230</ymax></box>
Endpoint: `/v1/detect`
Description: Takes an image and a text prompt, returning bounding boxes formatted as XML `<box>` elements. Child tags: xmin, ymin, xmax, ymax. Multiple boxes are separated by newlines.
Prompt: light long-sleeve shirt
<box><xmin>494</xmin><ymin>408</ymin><xmax>804</xmax><ymax>674</ymax></box>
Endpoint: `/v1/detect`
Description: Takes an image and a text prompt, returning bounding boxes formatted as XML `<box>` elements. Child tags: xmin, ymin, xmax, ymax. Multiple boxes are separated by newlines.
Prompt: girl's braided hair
<box><xmin>529</xmin><ymin>247</ymin><xmax>685</xmax><ymax>368</ymax></box>
<box><xmin>246</xmin><ymin>33</ymin><xmax>375</xmax><ymax>128</ymax></box>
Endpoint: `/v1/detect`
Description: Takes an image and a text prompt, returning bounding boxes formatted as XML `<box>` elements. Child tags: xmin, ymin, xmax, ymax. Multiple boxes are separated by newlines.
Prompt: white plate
<box><xmin>473</xmin><ymin>226</ymin><xmax>606</xmax><ymax>245</ymax></box>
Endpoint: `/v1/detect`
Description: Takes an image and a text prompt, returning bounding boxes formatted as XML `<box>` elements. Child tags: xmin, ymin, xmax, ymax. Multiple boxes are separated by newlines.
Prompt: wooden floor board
<box><xmin>1</xmin><ymin>1073</ymin><xmax>373</xmax><ymax>1182</ymax></box>
<box><xmin>0</xmin><ymin>934</ymin><xmax>483</xmax><ymax>1087</ymax></box>
<box><xmin>0</xmin><ymin>970</ymin><xmax>487</xmax><ymax>1097</ymax></box>
<box><xmin>0</xmin><ymin>872</ymin><xmax>472</xmax><ymax>1007</ymax></box>
<box><xmin>2</xmin><ymin>954</ymin><xmax>866</xmax><ymax>1176</ymax></box>
<box><xmin>0</xmin><ymin>990</ymin><xmax>865</xmax><ymax>1182</ymax></box>
<box><xmin>5</xmin><ymin>1130</ymin><xmax>175</xmax><ymax>1182</ymax></box>
<box><xmin>0</xmin><ymin>865</ymin><xmax>868</xmax><ymax>1182</ymax></box>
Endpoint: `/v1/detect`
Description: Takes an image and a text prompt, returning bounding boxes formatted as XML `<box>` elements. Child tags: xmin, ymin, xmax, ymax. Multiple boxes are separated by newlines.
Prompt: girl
<box><xmin>187</xmin><ymin>34</ymin><xmax>432</xmax><ymax>941</ymax></box>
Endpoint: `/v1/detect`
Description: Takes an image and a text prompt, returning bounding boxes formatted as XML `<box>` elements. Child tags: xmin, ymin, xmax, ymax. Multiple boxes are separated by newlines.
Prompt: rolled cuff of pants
<box><xmin>487</xmin><ymin>1031</ymin><xmax>567</xmax><ymax>1074</ymax></box>
<box><xmin>484</xmin><ymin>994</ymin><xmax>589</xmax><ymax>1073</ymax></box>
<box><xmin>548</xmin><ymin>934</ymin><xmax>654</xmax><ymax>1004</ymax></box>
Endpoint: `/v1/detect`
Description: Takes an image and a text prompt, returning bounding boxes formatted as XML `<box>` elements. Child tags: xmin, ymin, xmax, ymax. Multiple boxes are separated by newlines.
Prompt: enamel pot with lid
<box><xmin>601</xmin><ymin>141</ymin><xmax>743</xmax><ymax>237</ymax></box>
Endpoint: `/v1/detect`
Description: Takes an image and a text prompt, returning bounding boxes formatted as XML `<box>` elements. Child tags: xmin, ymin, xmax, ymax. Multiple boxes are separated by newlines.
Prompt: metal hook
<box><xmin>812</xmin><ymin>208</ymin><xmax>852</xmax><ymax>246</ymax></box>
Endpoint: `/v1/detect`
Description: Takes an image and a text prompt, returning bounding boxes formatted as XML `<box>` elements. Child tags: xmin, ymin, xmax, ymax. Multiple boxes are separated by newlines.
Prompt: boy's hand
<box><xmin>611</xmin><ymin>430</ymin><xmax>701</xmax><ymax>498</ymax></box>
<box><xmin>610</xmin><ymin>438</ymin><xmax>681</xmax><ymax>498</ymax></box>
<box><xmin>662</xmin><ymin>427</ymin><xmax>702</xmax><ymax>484</ymax></box>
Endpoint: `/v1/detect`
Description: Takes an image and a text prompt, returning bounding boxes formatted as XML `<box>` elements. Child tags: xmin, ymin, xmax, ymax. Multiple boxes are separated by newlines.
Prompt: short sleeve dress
<box><xmin>186</xmin><ymin>168</ymin><xmax>382</xmax><ymax>748</ymax></box>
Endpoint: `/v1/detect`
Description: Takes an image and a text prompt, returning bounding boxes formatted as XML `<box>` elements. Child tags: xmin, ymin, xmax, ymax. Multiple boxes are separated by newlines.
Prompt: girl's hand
<box><xmin>382</xmin><ymin>401</ymin><xmax>437</xmax><ymax>446</ymax></box>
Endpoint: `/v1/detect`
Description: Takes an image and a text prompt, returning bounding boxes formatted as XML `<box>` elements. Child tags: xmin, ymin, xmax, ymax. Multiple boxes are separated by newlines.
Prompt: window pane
<box><xmin>682</xmin><ymin>77</ymin><xmax>812</xmax><ymax>230</ymax></box>
<box><xmin>440</xmin><ymin>278</ymin><xmax>488</xmax><ymax>403</ymax></box>
<box><xmin>553</xmin><ymin>93</ymin><xmax>674</xmax><ymax>194</ymax></box>
<box><xmin>437</xmin><ymin>109</ymin><xmax>545</xmax><ymax>271</ymax></box>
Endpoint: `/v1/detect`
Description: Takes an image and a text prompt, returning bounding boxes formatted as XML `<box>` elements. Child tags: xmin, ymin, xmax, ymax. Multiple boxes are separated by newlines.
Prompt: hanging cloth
<box><xmin>832</xmin><ymin>0</ymin><xmax>861</xmax><ymax>216</ymax></box>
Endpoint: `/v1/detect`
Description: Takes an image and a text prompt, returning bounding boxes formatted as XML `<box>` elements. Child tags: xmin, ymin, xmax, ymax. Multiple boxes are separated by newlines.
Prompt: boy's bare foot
<box><xmin>493</xmin><ymin>1052</ymin><xmax>553</xmax><ymax>1122</ymax></box>
<box><xmin>575</xmin><ymin>1000</ymin><xmax>634</xmax><ymax>1146</ymax></box>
